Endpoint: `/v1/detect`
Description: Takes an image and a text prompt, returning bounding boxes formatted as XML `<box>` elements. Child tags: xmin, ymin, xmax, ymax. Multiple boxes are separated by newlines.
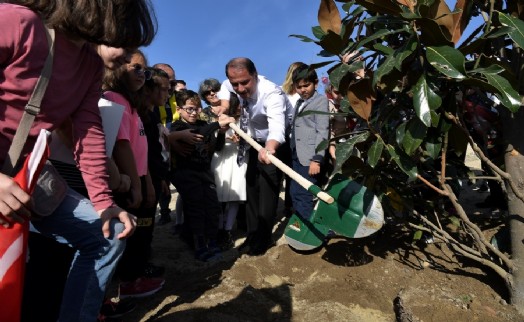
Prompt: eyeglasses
<box><xmin>181</xmin><ymin>106</ymin><xmax>200</xmax><ymax>114</ymax></box>
<box><xmin>130</xmin><ymin>64</ymin><xmax>152</xmax><ymax>80</ymax></box>
<box><xmin>203</xmin><ymin>89</ymin><xmax>218</xmax><ymax>96</ymax></box>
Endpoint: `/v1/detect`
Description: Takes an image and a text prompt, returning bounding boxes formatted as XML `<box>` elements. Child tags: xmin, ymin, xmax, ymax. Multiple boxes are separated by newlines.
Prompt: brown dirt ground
<box><xmin>114</xmin><ymin>151</ymin><xmax>522</xmax><ymax>322</ymax></box>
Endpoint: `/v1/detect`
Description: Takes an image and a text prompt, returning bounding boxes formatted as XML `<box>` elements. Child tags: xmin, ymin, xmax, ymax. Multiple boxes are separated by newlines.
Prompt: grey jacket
<box><xmin>290</xmin><ymin>91</ymin><xmax>330</xmax><ymax>166</ymax></box>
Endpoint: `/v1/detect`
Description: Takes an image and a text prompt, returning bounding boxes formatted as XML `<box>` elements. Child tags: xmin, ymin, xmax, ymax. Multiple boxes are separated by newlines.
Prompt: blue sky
<box><xmin>142</xmin><ymin>1</ymin><xmax>478</xmax><ymax>94</ymax></box>
<box><xmin>142</xmin><ymin>1</ymin><xmax>330</xmax><ymax>93</ymax></box>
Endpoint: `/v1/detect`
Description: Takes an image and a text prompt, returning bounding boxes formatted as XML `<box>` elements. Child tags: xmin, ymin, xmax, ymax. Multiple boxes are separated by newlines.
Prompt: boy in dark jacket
<box><xmin>170</xmin><ymin>89</ymin><xmax>235</xmax><ymax>261</ymax></box>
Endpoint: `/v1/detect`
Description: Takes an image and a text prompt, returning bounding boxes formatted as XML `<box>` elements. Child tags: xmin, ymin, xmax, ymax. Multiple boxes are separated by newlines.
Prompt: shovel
<box><xmin>229</xmin><ymin>123</ymin><xmax>385</xmax><ymax>252</ymax></box>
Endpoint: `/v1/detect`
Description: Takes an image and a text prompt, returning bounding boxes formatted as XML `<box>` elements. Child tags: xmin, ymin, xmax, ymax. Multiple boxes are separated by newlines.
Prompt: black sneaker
<box><xmin>247</xmin><ymin>236</ymin><xmax>274</xmax><ymax>256</ymax></box>
<box><xmin>143</xmin><ymin>263</ymin><xmax>165</xmax><ymax>278</ymax></box>
<box><xmin>158</xmin><ymin>214</ymin><xmax>172</xmax><ymax>225</ymax></box>
<box><xmin>99</xmin><ymin>297</ymin><xmax>136</xmax><ymax>319</ymax></box>
<box><xmin>219</xmin><ymin>231</ymin><xmax>234</xmax><ymax>250</ymax></box>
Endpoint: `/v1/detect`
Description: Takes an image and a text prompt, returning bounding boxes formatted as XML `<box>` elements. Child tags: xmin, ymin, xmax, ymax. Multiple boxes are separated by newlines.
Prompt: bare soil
<box><xmin>118</xmin><ymin>153</ymin><xmax>522</xmax><ymax>322</ymax></box>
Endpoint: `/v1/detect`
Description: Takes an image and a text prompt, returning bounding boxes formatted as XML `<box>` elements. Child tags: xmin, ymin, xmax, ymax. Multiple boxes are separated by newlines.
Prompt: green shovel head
<box><xmin>285</xmin><ymin>174</ymin><xmax>384</xmax><ymax>251</ymax></box>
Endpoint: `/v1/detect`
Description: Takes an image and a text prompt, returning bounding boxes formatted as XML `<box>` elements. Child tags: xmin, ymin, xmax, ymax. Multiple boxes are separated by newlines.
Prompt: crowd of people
<box><xmin>0</xmin><ymin>1</ymin><xmax>360</xmax><ymax>321</ymax></box>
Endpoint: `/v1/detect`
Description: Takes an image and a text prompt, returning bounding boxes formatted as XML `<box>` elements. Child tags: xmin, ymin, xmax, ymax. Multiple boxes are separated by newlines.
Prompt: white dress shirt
<box><xmin>219</xmin><ymin>75</ymin><xmax>290</xmax><ymax>144</ymax></box>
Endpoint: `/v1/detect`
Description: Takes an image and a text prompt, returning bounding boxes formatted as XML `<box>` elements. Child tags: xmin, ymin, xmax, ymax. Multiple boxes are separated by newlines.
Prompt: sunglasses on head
<box><xmin>130</xmin><ymin>64</ymin><xmax>152</xmax><ymax>80</ymax></box>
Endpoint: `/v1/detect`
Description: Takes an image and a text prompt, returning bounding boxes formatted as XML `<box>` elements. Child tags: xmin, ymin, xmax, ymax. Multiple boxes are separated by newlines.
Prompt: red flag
<box><xmin>0</xmin><ymin>130</ymin><xmax>50</xmax><ymax>322</ymax></box>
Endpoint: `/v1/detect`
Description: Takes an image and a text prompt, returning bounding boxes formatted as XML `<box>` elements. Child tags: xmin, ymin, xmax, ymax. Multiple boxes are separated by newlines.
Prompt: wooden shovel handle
<box><xmin>230</xmin><ymin>123</ymin><xmax>334</xmax><ymax>204</ymax></box>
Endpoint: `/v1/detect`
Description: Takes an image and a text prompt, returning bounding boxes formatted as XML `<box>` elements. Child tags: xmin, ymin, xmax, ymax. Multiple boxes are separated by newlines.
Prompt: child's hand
<box><xmin>309</xmin><ymin>161</ymin><xmax>321</xmax><ymax>176</ymax></box>
<box><xmin>127</xmin><ymin>186</ymin><xmax>142</xmax><ymax>209</ymax></box>
<box><xmin>0</xmin><ymin>173</ymin><xmax>31</xmax><ymax>227</ymax></box>
<box><xmin>116</xmin><ymin>174</ymin><xmax>131</xmax><ymax>193</ymax></box>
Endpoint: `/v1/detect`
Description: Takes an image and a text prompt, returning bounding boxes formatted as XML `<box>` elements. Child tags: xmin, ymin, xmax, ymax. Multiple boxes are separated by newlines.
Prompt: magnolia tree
<box><xmin>296</xmin><ymin>0</ymin><xmax>524</xmax><ymax>313</ymax></box>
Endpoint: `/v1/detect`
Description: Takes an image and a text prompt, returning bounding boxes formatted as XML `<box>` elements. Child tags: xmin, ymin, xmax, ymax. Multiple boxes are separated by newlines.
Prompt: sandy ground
<box><xmin>111</xmin><ymin>144</ymin><xmax>522</xmax><ymax>322</ymax></box>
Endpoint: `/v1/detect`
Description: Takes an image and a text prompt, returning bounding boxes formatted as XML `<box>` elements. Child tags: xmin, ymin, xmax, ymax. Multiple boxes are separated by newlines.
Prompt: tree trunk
<box><xmin>502</xmin><ymin>108</ymin><xmax>524</xmax><ymax>314</ymax></box>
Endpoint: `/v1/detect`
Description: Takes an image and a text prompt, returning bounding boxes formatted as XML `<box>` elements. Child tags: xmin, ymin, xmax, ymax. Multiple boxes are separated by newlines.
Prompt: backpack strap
<box><xmin>2</xmin><ymin>27</ymin><xmax>55</xmax><ymax>175</ymax></box>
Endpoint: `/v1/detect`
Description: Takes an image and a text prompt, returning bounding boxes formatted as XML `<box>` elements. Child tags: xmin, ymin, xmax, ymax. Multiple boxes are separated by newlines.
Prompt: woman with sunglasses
<box><xmin>102</xmin><ymin>49</ymin><xmax>165</xmax><ymax>299</ymax></box>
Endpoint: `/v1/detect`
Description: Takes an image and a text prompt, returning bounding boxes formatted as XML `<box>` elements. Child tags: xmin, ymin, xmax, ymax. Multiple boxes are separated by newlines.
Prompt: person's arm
<box><xmin>259</xmin><ymin>90</ymin><xmax>287</xmax><ymax>164</ymax></box>
<box><xmin>144</xmin><ymin>170</ymin><xmax>156</xmax><ymax>207</ymax></box>
<box><xmin>217</xmin><ymin>81</ymin><xmax>231</xmax><ymax>114</ymax></box>
<box><xmin>73</xmin><ymin>75</ymin><xmax>136</xmax><ymax>239</ymax></box>
<box><xmin>113</xmin><ymin>140</ymin><xmax>142</xmax><ymax>208</ymax></box>
<box><xmin>107</xmin><ymin>157</ymin><xmax>130</xmax><ymax>192</ymax></box>
<box><xmin>168</xmin><ymin>122</ymin><xmax>204</xmax><ymax>157</ymax></box>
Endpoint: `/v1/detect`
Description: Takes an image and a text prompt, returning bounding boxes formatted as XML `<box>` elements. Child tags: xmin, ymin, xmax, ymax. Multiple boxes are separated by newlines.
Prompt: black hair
<box><xmin>292</xmin><ymin>63</ymin><xmax>318</xmax><ymax>85</ymax></box>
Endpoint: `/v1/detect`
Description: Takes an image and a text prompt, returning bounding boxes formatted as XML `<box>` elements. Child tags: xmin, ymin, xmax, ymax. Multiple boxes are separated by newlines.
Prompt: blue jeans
<box><xmin>290</xmin><ymin>149</ymin><xmax>319</xmax><ymax>220</ymax></box>
<box><xmin>30</xmin><ymin>188</ymin><xmax>126</xmax><ymax>322</ymax></box>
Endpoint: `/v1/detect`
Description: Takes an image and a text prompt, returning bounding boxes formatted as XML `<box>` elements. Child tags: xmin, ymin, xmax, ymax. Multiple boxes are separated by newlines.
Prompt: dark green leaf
<box><xmin>386</xmin><ymin>145</ymin><xmax>418</xmax><ymax>181</ymax></box>
<box><xmin>396</xmin><ymin>122</ymin><xmax>407</xmax><ymax>147</ymax></box>
<box><xmin>403</xmin><ymin>118</ymin><xmax>427</xmax><ymax>156</ymax></box>
<box><xmin>484</xmin><ymin>74</ymin><xmax>521</xmax><ymax>112</ymax></box>
<box><xmin>373</xmin><ymin>54</ymin><xmax>397</xmax><ymax>88</ymax></box>
<box><xmin>394</xmin><ymin>36</ymin><xmax>418</xmax><ymax>71</ymax></box>
<box><xmin>316</xmin><ymin>139</ymin><xmax>330</xmax><ymax>153</ymax></box>
<box><xmin>426</xmin><ymin>46</ymin><xmax>467</xmax><ymax>79</ymax></box>
<box><xmin>498</xmin><ymin>11</ymin><xmax>524</xmax><ymax>49</ymax></box>
<box><xmin>368</xmin><ymin>138</ymin><xmax>384</xmax><ymax>168</ymax></box>
<box><xmin>469</xmin><ymin>65</ymin><xmax>504</xmax><ymax>75</ymax></box>
<box><xmin>310</xmin><ymin>60</ymin><xmax>337</xmax><ymax>70</ymax></box>
<box><xmin>430</xmin><ymin>110</ymin><xmax>440</xmax><ymax>128</ymax></box>
<box><xmin>425</xmin><ymin>136</ymin><xmax>442</xmax><ymax>160</ymax></box>
<box><xmin>312</xmin><ymin>26</ymin><xmax>326</xmax><ymax>40</ymax></box>
<box><xmin>486</xmin><ymin>26</ymin><xmax>515</xmax><ymax>39</ymax></box>
<box><xmin>416</xmin><ymin>18</ymin><xmax>454</xmax><ymax>46</ymax></box>
<box><xmin>329</xmin><ymin>62</ymin><xmax>365</xmax><ymax>88</ymax></box>
<box><xmin>373</xmin><ymin>43</ymin><xmax>394</xmax><ymax>55</ymax></box>
<box><xmin>413</xmin><ymin>75</ymin><xmax>433</xmax><ymax>127</ymax></box>
<box><xmin>339</xmin><ymin>97</ymin><xmax>351</xmax><ymax>113</ymax></box>
<box><xmin>290</xmin><ymin>34</ymin><xmax>316</xmax><ymax>43</ymax></box>
<box><xmin>342</xmin><ymin>1</ymin><xmax>355</xmax><ymax>13</ymax></box>
<box><xmin>333</xmin><ymin>132</ymin><xmax>369</xmax><ymax>174</ymax></box>
<box><xmin>357</xmin><ymin>28</ymin><xmax>406</xmax><ymax>49</ymax></box>
<box><xmin>319</xmin><ymin>30</ymin><xmax>345</xmax><ymax>54</ymax></box>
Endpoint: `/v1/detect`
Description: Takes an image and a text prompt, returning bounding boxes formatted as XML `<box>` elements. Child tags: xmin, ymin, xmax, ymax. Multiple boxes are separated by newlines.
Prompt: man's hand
<box><xmin>258</xmin><ymin>147</ymin><xmax>275</xmax><ymax>164</ymax></box>
<box><xmin>0</xmin><ymin>173</ymin><xmax>32</xmax><ymax>227</ymax></box>
<box><xmin>97</xmin><ymin>206</ymin><xmax>137</xmax><ymax>239</ymax></box>
<box><xmin>172</xmin><ymin>129</ymin><xmax>203</xmax><ymax>145</ymax></box>
<box><xmin>258</xmin><ymin>140</ymin><xmax>279</xmax><ymax>165</ymax></box>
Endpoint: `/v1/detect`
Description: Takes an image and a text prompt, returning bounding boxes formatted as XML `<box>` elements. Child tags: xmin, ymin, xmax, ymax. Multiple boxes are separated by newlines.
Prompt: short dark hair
<box><xmin>175</xmin><ymin>89</ymin><xmax>201</xmax><ymax>108</ymax></box>
<box><xmin>8</xmin><ymin>0</ymin><xmax>157</xmax><ymax>47</ymax></box>
<box><xmin>225</xmin><ymin>57</ymin><xmax>257</xmax><ymax>78</ymax></box>
<box><xmin>175</xmin><ymin>80</ymin><xmax>186</xmax><ymax>86</ymax></box>
<box><xmin>292</xmin><ymin>63</ymin><xmax>318</xmax><ymax>85</ymax></box>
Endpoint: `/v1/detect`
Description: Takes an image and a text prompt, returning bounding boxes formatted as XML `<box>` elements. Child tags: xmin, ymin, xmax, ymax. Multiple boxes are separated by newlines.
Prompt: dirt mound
<box><xmin>118</xmin><ymin>182</ymin><xmax>522</xmax><ymax>322</ymax></box>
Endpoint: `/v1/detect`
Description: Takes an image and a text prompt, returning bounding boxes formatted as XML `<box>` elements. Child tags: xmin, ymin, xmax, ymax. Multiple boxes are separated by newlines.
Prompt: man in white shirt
<box><xmin>218</xmin><ymin>57</ymin><xmax>291</xmax><ymax>255</ymax></box>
